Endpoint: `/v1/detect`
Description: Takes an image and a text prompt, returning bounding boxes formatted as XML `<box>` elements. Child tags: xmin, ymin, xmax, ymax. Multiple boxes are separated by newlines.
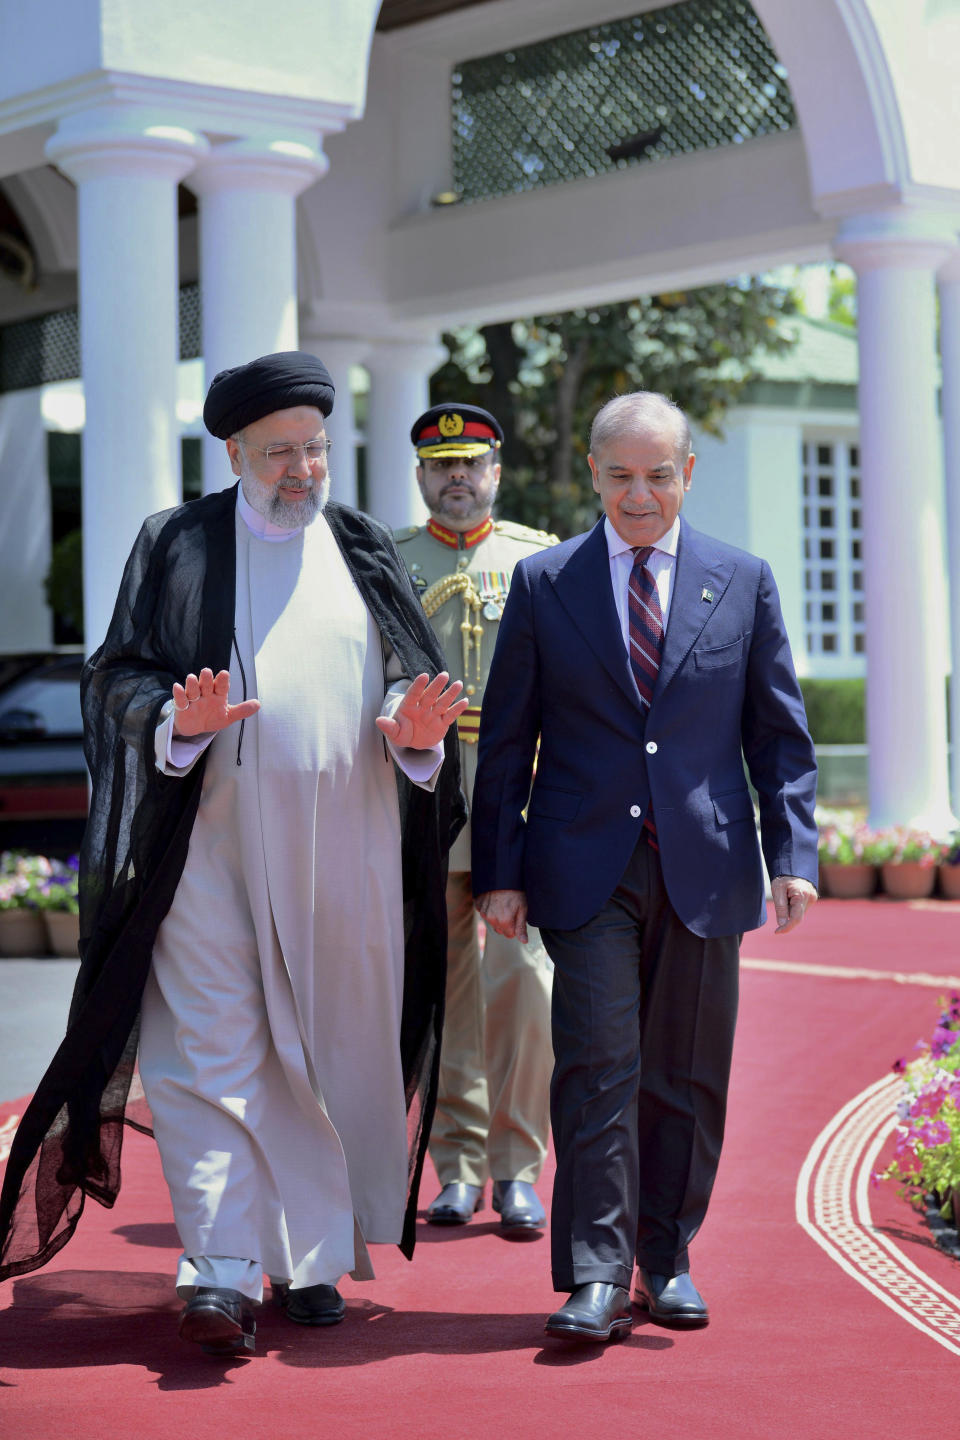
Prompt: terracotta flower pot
<box><xmin>0</xmin><ymin>907</ymin><xmax>49</xmax><ymax>957</ymax></box>
<box><xmin>938</xmin><ymin>864</ymin><xmax>960</xmax><ymax>900</ymax></box>
<box><xmin>44</xmin><ymin>909</ymin><xmax>80</xmax><ymax>958</ymax></box>
<box><xmin>820</xmin><ymin>863</ymin><xmax>878</xmax><ymax>899</ymax></box>
<box><xmin>880</xmin><ymin>862</ymin><xmax>937</xmax><ymax>900</ymax></box>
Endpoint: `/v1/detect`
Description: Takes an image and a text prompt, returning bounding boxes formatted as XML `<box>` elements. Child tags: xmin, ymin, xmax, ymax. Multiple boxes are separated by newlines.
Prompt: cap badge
<box><xmin>438</xmin><ymin>412</ymin><xmax>465</xmax><ymax>437</ymax></box>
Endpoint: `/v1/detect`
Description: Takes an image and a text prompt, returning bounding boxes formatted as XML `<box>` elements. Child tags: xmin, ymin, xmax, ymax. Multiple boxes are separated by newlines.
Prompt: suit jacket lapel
<box><xmin>655</xmin><ymin>520</ymin><xmax>736</xmax><ymax>699</ymax></box>
<box><xmin>548</xmin><ymin>519</ymin><xmax>639</xmax><ymax>709</ymax></box>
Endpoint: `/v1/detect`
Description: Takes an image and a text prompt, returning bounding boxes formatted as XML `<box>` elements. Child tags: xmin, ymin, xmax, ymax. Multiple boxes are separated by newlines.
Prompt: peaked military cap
<box><xmin>411</xmin><ymin>403</ymin><xmax>503</xmax><ymax>459</ymax></box>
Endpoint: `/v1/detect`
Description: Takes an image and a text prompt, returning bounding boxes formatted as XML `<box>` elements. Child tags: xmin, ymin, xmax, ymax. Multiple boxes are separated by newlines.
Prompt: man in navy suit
<box><xmin>472</xmin><ymin>391</ymin><xmax>818</xmax><ymax>1343</ymax></box>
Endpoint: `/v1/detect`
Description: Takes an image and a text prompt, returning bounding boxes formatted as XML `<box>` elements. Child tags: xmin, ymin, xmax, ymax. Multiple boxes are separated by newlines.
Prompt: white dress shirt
<box><xmin>604</xmin><ymin>513</ymin><xmax>680</xmax><ymax>658</ymax></box>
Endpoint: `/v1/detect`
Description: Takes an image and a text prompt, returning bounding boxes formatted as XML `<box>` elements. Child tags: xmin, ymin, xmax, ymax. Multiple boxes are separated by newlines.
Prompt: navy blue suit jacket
<box><xmin>471</xmin><ymin>516</ymin><xmax>818</xmax><ymax>938</ymax></box>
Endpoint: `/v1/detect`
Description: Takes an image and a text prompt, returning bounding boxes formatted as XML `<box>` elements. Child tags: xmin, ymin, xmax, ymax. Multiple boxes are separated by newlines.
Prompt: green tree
<box><xmin>826</xmin><ymin>266</ymin><xmax>857</xmax><ymax>329</ymax></box>
<box><xmin>431</xmin><ymin>278</ymin><xmax>798</xmax><ymax>537</ymax></box>
<box><xmin>44</xmin><ymin>528</ymin><xmax>84</xmax><ymax>641</ymax></box>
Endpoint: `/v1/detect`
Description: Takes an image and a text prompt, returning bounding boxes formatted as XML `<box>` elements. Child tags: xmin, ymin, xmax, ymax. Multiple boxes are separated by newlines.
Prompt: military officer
<box><xmin>396</xmin><ymin>403</ymin><xmax>557</xmax><ymax>1232</ymax></box>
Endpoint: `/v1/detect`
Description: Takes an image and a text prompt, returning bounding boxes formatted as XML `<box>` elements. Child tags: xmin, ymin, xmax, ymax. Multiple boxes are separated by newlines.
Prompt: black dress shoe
<box><xmin>492</xmin><ymin>1179</ymin><xmax>546</xmax><ymax>1231</ymax></box>
<box><xmin>178</xmin><ymin>1287</ymin><xmax>256</xmax><ymax>1356</ymax></box>
<box><xmin>282</xmin><ymin>1283</ymin><xmax>346</xmax><ymax>1326</ymax></box>
<box><xmin>544</xmin><ymin>1283</ymin><xmax>633</xmax><ymax>1342</ymax></box>
<box><xmin>427</xmin><ymin>1182</ymin><xmax>484</xmax><ymax>1225</ymax></box>
<box><xmin>633</xmin><ymin>1269</ymin><xmax>709</xmax><ymax>1327</ymax></box>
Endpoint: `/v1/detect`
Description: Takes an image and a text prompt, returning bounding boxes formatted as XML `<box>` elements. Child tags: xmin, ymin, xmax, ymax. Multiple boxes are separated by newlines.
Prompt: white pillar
<box><xmin>836</xmin><ymin>210</ymin><xmax>956</xmax><ymax>833</ymax></box>
<box><xmin>939</xmin><ymin>248</ymin><xmax>960</xmax><ymax>820</ymax></box>
<box><xmin>364</xmin><ymin>338</ymin><xmax>446</xmax><ymax>530</ymax></box>
<box><xmin>297</xmin><ymin>332</ymin><xmax>367</xmax><ymax>509</ymax></box>
<box><xmin>187</xmin><ymin>138</ymin><xmax>327</xmax><ymax>494</ymax></box>
<box><xmin>46</xmin><ymin>109</ymin><xmax>207</xmax><ymax>654</ymax></box>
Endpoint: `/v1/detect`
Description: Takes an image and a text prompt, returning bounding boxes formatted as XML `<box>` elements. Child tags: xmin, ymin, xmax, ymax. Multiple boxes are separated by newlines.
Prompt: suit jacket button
<box><xmin>630</xmin><ymin>804</ymin><xmax>642</xmax><ymax>818</ymax></box>
<box><xmin>645</xmin><ymin>741</ymin><xmax>658</xmax><ymax>754</ymax></box>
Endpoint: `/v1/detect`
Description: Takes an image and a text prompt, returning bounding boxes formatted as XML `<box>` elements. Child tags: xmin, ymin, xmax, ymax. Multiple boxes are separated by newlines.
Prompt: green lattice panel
<box><xmin>452</xmin><ymin>0</ymin><xmax>795</xmax><ymax>203</ymax></box>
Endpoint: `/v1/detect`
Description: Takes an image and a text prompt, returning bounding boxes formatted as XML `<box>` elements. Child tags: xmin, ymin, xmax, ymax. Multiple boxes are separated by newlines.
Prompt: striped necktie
<box><xmin>628</xmin><ymin>545</ymin><xmax>664</xmax><ymax>848</ymax></box>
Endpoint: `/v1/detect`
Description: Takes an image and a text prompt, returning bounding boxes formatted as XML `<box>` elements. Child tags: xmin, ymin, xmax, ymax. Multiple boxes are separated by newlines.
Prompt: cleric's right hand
<box><xmin>171</xmin><ymin>667</ymin><xmax>261</xmax><ymax>737</ymax></box>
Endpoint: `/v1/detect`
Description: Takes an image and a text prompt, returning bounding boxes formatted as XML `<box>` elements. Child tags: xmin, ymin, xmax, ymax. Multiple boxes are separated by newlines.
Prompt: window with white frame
<box><xmin>801</xmin><ymin>438</ymin><xmax>864</xmax><ymax>661</ymax></box>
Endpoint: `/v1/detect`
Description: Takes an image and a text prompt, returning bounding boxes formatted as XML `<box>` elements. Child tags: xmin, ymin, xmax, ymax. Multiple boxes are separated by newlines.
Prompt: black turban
<box><xmin>203</xmin><ymin>351</ymin><xmax>335</xmax><ymax>439</ymax></box>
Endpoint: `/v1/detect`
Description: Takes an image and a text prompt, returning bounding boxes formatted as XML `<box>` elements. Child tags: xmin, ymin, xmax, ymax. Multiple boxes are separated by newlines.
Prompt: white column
<box><xmin>364</xmin><ymin>338</ymin><xmax>447</xmax><ymax>530</ymax></box>
<box><xmin>836</xmin><ymin>210</ymin><xmax>956</xmax><ymax>833</ymax></box>
<box><xmin>938</xmin><ymin>248</ymin><xmax>960</xmax><ymax>820</ymax></box>
<box><xmin>297</xmin><ymin>332</ymin><xmax>367</xmax><ymax>509</ymax></box>
<box><xmin>187</xmin><ymin>138</ymin><xmax>327</xmax><ymax>494</ymax></box>
<box><xmin>46</xmin><ymin>109</ymin><xmax>207</xmax><ymax>654</ymax></box>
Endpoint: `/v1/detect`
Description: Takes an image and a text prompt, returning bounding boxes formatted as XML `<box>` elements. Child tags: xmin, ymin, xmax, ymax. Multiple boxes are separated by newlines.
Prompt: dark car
<box><xmin>0</xmin><ymin>652</ymin><xmax>88</xmax><ymax>853</ymax></box>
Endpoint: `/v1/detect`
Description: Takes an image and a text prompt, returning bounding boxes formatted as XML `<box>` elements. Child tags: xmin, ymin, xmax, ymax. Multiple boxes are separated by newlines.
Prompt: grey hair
<box><xmin>589</xmin><ymin>392</ymin><xmax>691</xmax><ymax>466</ymax></box>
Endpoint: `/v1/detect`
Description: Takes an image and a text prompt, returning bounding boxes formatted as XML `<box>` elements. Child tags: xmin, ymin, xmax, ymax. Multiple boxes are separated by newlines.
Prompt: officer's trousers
<box><xmin>429</xmin><ymin>869</ymin><xmax>554</xmax><ymax>1188</ymax></box>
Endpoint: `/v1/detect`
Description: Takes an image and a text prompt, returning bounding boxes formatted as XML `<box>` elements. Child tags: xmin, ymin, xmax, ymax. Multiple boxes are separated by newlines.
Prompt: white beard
<box><xmin>240</xmin><ymin>470</ymin><xmax>330</xmax><ymax>528</ymax></box>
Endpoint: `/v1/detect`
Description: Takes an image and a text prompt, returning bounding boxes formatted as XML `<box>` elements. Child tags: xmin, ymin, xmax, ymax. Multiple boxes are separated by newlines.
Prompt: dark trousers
<box><xmin>541</xmin><ymin>837</ymin><xmax>739</xmax><ymax>1293</ymax></box>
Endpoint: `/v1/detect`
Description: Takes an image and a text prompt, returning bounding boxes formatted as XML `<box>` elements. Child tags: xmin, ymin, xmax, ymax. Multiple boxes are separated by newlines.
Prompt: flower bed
<box><xmin>879</xmin><ymin>995</ymin><xmax>960</xmax><ymax>1247</ymax></box>
<box><xmin>816</xmin><ymin>810</ymin><xmax>953</xmax><ymax>900</ymax></box>
<box><xmin>0</xmin><ymin>852</ymin><xmax>79</xmax><ymax>957</ymax></box>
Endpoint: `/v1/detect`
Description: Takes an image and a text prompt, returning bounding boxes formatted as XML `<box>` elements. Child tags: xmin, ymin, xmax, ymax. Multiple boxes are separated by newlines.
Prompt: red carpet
<box><xmin>2</xmin><ymin>898</ymin><xmax>960</xmax><ymax>1438</ymax></box>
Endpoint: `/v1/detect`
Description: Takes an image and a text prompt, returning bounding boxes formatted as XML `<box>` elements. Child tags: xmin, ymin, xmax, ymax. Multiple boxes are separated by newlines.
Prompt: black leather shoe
<box><xmin>178</xmin><ymin>1287</ymin><xmax>256</xmax><ymax>1356</ymax></box>
<box><xmin>427</xmin><ymin>1182</ymin><xmax>484</xmax><ymax>1225</ymax></box>
<box><xmin>633</xmin><ymin>1269</ymin><xmax>709</xmax><ymax>1327</ymax></box>
<box><xmin>544</xmin><ymin>1283</ymin><xmax>633</xmax><ymax>1342</ymax></box>
<box><xmin>282</xmin><ymin>1283</ymin><xmax>346</xmax><ymax>1326</ymax></box>
<box><xmin>492</xmin><ymin>1179</ymin><xmax>545</xmax><ymax>1231</ymax></box>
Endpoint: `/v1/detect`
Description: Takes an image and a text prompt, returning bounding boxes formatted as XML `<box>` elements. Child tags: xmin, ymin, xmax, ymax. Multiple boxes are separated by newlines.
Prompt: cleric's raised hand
<box><xmin>171</xmin><ymin>667</ymin><xmax>261</xmax><ymax>737</ymax></box>
<box><xmin>375</xmin><ymin>671</ymin><xmax>468</xmax><ymax>750</ymax></box>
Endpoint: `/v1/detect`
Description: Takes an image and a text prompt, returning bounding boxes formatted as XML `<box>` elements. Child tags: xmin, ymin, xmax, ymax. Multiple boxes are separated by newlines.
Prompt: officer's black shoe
<box><xmin>426</xmin><ymin>1182</ymin><xmax>484</xmax><ymax>1224</ymax></box>
<box><xmin>491</xmin><ymin>1179</ymin><xmax>546</xmax><ymax>1231</ymax></box>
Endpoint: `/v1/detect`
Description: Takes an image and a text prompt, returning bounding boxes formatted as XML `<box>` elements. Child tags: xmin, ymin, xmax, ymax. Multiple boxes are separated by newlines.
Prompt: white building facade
<box><xmin>0</xmin><ymin>0</ymin><xmax>958</xmax><ymax>829</ymax></box>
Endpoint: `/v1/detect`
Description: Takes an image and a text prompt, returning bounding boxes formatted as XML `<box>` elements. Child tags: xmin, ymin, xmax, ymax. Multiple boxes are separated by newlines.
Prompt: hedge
<box><xmin>798</xmin><ymin>678</ymin><xmax>865</xmax><ymax>745</ymax></box>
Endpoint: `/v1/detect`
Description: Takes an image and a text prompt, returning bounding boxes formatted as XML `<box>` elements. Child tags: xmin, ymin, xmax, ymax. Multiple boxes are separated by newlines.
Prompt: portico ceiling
<box><xmin>376</xmin><ymin>0</ymin><xmax>497</xmax><ymax>31</ymax></box>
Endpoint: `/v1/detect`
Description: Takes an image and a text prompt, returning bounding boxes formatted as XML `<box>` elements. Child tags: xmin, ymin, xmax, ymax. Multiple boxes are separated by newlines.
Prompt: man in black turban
<box><xmin>0</xmin><ymin>352</ymin><xmax>468</xmax><ymax>1360</ymax></box>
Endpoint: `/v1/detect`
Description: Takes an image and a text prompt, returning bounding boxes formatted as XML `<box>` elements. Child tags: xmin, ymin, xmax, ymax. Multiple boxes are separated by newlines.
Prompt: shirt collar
<box><xmin>237</xmin><ymin>484</ymin><xmax>303</xmax><ymax>541</ymax></box>
<box><xmin>603</xmin><ymin>513</ymin><xmax>680</xmax><ymax>561</ymax></box>
<box><xmin>427</xmin><ymin>516</ymin><xmax>494</xmax><ymax>550</ymax></box>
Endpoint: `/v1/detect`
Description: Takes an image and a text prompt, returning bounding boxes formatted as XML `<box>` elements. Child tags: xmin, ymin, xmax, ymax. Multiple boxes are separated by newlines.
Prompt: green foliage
<box><xmin>799</xmin><ymin>678</ymin><xmax>865</xmax><ymax>744</ymax></box>
<box><xmin>826</xmin><ymin>267</ymin><xmax>857</xmax><ymax>329</ymax></box>
<box><xmin>431</xmin><ymin>279</ymin><xmax>799</xmax><ymax>538</ymax></box>
<box><xmin>43</xmin><ymin>528</ymin><xmax>83</xmax><ymax>639</ymax></box>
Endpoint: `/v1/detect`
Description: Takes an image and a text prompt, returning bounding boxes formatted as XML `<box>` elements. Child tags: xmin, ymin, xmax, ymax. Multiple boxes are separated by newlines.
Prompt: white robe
<box><xmin>138</xmin><ymin>501</ymin><xmax>441</xmax><ymax>1301</ymax></box>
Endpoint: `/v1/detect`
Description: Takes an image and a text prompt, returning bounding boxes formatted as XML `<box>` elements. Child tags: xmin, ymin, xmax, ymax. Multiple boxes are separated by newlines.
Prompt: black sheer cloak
<box><xmin>0</xmin><ymin>485</ymin><xmax>464</xmax><ymax>1280</ymax></box>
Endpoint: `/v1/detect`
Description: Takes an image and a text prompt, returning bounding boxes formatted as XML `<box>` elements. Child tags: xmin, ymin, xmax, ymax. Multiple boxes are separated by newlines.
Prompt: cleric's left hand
<box><xmin>375</xmin><ymin>671</ymin><xmax>469</xmax><ymax>749</ymax></box>
<box><xmin>771</xmin><ymin>875</ymin><xmax>818</xmax><ymax>934</ymax></box>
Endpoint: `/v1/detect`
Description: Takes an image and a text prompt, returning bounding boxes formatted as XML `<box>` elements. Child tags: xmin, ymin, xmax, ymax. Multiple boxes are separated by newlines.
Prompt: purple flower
<box><xmin>914</xmin><ymin>1120</ymin><xmax>952</xmax><ymax>1148</ymax></box>
<box><xmin>931</xmin><ymin>1026</ymin><xmax>956</xmax><ymax>1059</ymax></box>
<box><xmin>892</xmin><ymin>1057</ymin><xmax>907</xmax><ymax>1075</ymax></box>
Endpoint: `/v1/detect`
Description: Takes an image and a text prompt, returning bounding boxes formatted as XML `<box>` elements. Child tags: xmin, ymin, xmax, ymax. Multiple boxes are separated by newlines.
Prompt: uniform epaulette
<box><xmin>393</xmin><ymin>525</ymin><xmax>423</xmax><ymax>542</ymax></box>
<box><xmin>494</xmin><ymin>519</ymin><xmax>561</xmax><ymax>546</ymax></box>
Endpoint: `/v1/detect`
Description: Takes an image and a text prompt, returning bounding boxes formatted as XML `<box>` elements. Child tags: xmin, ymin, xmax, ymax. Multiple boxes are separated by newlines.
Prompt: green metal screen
<box><xmin>452</xmin><ymin>0</ymin><xmax>795</xmax><ymax>204</ymax></box>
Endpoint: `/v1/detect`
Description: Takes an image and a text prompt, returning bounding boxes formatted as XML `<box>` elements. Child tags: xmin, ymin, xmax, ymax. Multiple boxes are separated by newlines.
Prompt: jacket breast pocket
<box><xmin>528</xmin><ymin>785</ymin><xmax>582</xmax><ymax>823</ymax></box>
<box><xmin>694</xmin><ymin>635</ymin><xmax>746</xmax><ymax>671</ymax></box>
<box><xmin>712</xmin><ymin>789</ymin><xmax>755</xmax><ymax>828</ymax></box>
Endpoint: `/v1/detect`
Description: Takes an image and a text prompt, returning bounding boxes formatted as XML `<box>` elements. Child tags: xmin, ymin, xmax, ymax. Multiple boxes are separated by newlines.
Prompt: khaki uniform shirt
<box><xmin>396</xmin><ymin>515</ymin><xmax>558</xmax><ymax>871</ymax></box>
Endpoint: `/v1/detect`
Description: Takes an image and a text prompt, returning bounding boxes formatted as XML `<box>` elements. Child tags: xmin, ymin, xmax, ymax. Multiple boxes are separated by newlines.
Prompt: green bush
<box><xmin>44</xmin><ymin>529</ymin><xmax>83</xmax><ymax>638</ymax></box>
<box><xmin>799</xmin><ymin>678</ymin><xmax>865</xmax><ymax>744</ymax></box>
